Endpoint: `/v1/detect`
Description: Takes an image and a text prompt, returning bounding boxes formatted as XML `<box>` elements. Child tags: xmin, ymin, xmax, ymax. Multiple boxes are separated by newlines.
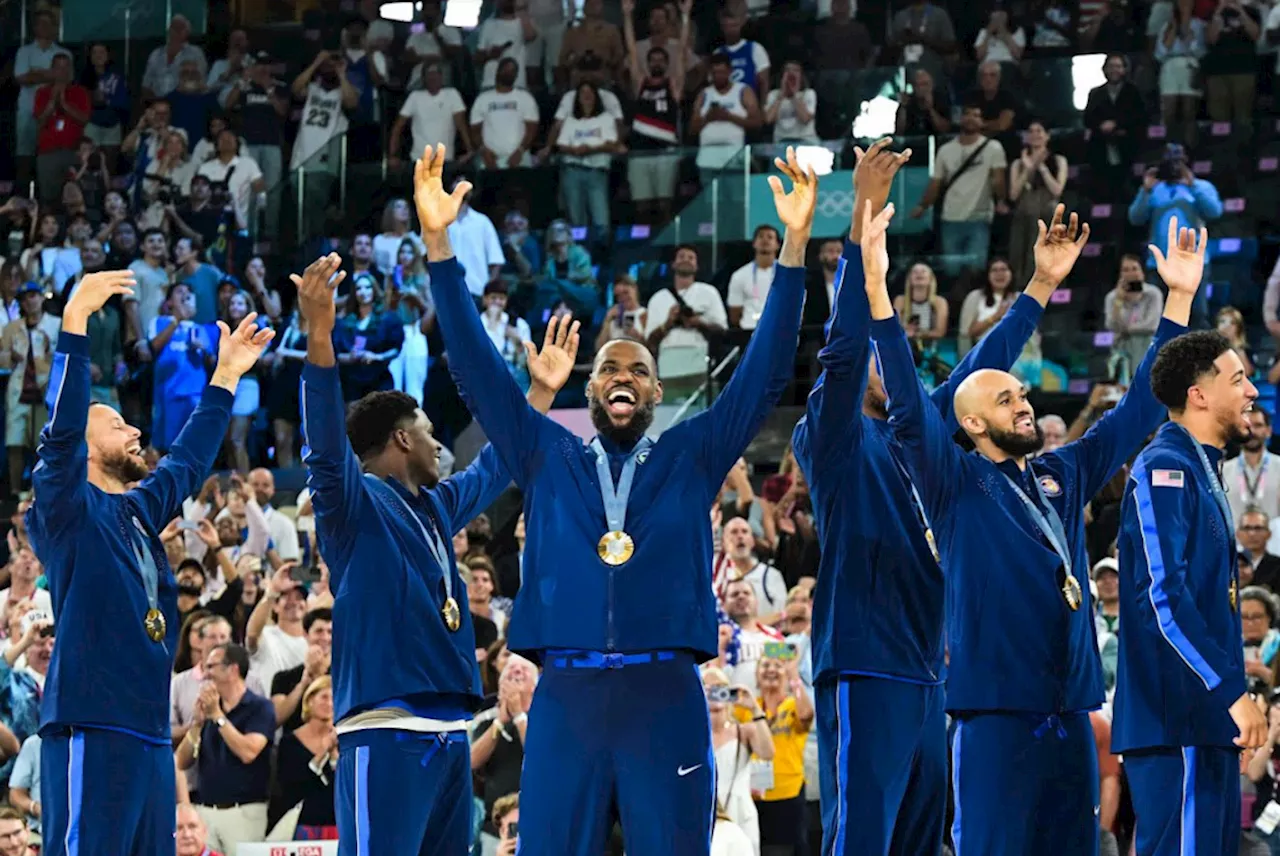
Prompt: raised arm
<box><xmin>794</xmin><ymin>139</ymin><xmax>910</xmax><ymax>466</ymax></box>
<box><xmin>930</xmin><ymin>203</ymin><xmax>1085</xmax><ymax>429</ymax></box>
<box><xmin>863</xmin><ymin>203</ymin><xmax>963</xmax><ymax>520</ymax></box>
<box><xmin>1061</xmin><ymin>218</ymin><xmax>1199</xmax><ymax>500</ymax></box>
<box><xmin>30</xmin><ymin>271</ymin><xmax>137</xmax><ymax>538</ymax></box>
<box><xmin>415</xmin><ymin>144</ymin><xmax>547</xmax><ymax>485</ymax></box>
<box><xmin>435</xmin><ymin>315</ymin><xmax>581</xmax><ymax>533</ymax></box>
<box><xmin>696</xmin><ymin>148</ymin><xmax>812</xmax><ymax>478</ymax></box>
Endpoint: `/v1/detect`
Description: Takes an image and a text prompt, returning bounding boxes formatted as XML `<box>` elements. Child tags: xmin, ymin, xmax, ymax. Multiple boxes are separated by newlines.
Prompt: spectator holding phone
<box><xmin>596</xmin><ymin>274</ymin><xmax>647</xmax><ymax>351</ymax></box>
<box><xmin>704</xmin><ymin>665</ymin><xmax>774</xmax><ymax>854</ymax></box>
<box><xmin>268</xmin><ymin>608</ymin><xmax>332</xmax><ymax>730</ymax></box>
<box><xmin>752</xmin><ymin>652</ymin><xmax>813</xmax><ymax>856</ymax></box>
<box><xmin>492</xmin><ymin>793</ymin><xmax>520</xmax><ymax>856</ymax></box>
<box><xmin>471</xmin><ymin>655</ymin><xmax>536</xmax><ymax>856</ymax></box>
<box><xmin>1104</xmin><ymin>253</ymin><xmax>1164</xmax><ymax>379</ymax></box>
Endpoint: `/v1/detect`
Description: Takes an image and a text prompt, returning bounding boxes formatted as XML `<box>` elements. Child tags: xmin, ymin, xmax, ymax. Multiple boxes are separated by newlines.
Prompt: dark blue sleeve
<box><xmin>792</xmin><ymin>241</ymin><xmax>870</xmax><ymax>467</ymax></box>
<box><xmin>380</xmin><ymin>313</ymin><xmax>405</xmax><ymax>353</ymax></box>
<box><xmin>245</xmin><ymin>695</ymin><xmax>278</xmax><ymax>738</ymax></box>
<box><xmin>694</xmin><ymin>263</ymin><xmax>805</xmax><ymax>480</ymax></box>
<box><xmin>427</xmin><ymin>257</ymin><xmax>544</xmax><ymax>486</ymax></box>
<box><xmin>433</xmin><ymin>444</ymin><xmax>512</xmax><ymax>536</ymax></box>
<box><xmin>1126</xmin><ymin>455</ymin><xmax>1246</xmax><ymax>707</ymax></box>
<box><xmin>1053</xmin><ymin>317</ymin><xmax>1184</xmax><ymax>501</ymax></box>
<box><xmin>300</xmin><ymin>362</ymin><xmax>368</xmax><ymax>564</ymax></box>
<box><xmin>30</xmin><ymin>332</ymin><xmax>92</xmax><ymax>539</ymax></box>
<box><xmin>109</xmin><ymin>72</ymin><xmax>130</xmax><ymax>113</ymax></box>
<box><xmin>130</xmin><ymin>385</ymin><xmax>234</xmax><ymax>528</ymax></box>
<box><xmin>929</xmin><ymin>293</ymin><xmax>1045</xmax><ymax>433</ymax></box>
<box><xmin>870</xmin><ymin>316</ymin><xmax>964</xmax><ymax>521</ymax></box>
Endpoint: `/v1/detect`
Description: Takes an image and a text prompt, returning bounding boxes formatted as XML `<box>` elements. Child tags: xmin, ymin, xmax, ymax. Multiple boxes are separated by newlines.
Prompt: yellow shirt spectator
<box><xmin>736</xmin><ymin>694</ymin><xmax>810</xmax><ymax>801</ymax></box>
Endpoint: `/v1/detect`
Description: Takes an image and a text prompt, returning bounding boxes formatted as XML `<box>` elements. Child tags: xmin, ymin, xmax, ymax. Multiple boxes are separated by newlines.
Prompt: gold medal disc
<box><xmin>924</xmin><ymin>528</ymin><xmax>940</xmax><ymax>562</ymax></box>
<box><xmin>144</xmin><ymin>608</ymin><xmax>167</xmax><ymax>643</ymax></box>
<box><xmin>442</xmin><ymin>597</ymin><xmax>462</xmax><ymax>632</ymax></box>
<box><xmin>597</xmin><ymin>531</ymin><xmax>636</xmax><ymax>566</ymax></box>
<box><xmin>1230</xmin><ymin>578</ymin><xmax>1239</xmax><ymax>612</ymax></box>
<box><xmin>1062</xmin><ymin>574</ymin><xmax>1083</xmax><ymax>612</ymax></box>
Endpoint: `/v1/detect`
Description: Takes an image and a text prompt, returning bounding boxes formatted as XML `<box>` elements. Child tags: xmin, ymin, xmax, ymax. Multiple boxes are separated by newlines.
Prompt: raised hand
<box><xmin>766</xmin><ymin>146</ymin><xmax>819</xmax><ymax>235</ymax></box>
<box><xmin>214</xmin><ymin>313</ymin><xmax>275</xmax><ymax>379</ymax></box>
<box><xmin>852</xmin><ymin>138</ymin><xmax>912</xmax><ymax>219</ymax></box>
<box><xmin>414</xmin><ymin>143</ymin><xmax>472</xmax><ymax>233</ymax></box>
<box><xmin>64</xmin><ymin>270</ymin><xmax>136</xmax><ymax>325</ymax></box>
<box><xmin>289</xmin><ymin>253</ymin><xmax>346</xmax><ymax>336</ymax></box>
<box><xmin>524</xmin><ymin>314</ymin><xmax>581</xmax><ymax>395</ymax></box>
<box><xmin>1150</xmin><ymin>216</ymin><xmax>1208</xmax><ymax>297</ymax></box>
<box><xmin>1031</xmin><ymin>203</ymin><xmax>1091</xmax><ymax>287</ymax></box>
<box><xmin>860</xmin><ymin>200</ymin><xmax>895</xmax><ymax>287</ymax></box>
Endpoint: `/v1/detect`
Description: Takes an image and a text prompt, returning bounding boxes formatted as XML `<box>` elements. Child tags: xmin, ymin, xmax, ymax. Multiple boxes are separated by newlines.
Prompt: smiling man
<box><xmin>1113</xmin><ymin>330</ymin><xmax>1267</xmax><ymax>856</ymax></box>
<box><xmin>416</xmin><ymin>141</ymin><xmax>813</xmax><ymax>855</ymax></box>
<box><xmin>26</xmin><ymin>270</ymin><xmax>273</xmax><ymax>856</ymax></box>
<box><xmin>295</xmin><ymin>252</ymin><xmax>575</xmax><ymax>856</ymax></box>
<box><xmin>860</xmin><ymin>209</ymin><xmax>1203</xmax><ymax>855</ymax></box>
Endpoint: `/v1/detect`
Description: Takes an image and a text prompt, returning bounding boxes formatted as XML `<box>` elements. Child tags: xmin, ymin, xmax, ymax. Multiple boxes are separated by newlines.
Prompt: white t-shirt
<box><xmin>0</xmin><ymin>587</ymin><xmax>52</xmax><ymax>618</ymax></box>
<box><xmin>763</xmin><ymin>89</ymin><xmax>818</xmax><ymax>143</ymax></box>
<box><xmin>696</xmin><ymin>83</ymin><xmax>749</xmax><ymax>169</ymax></box>
<box><xmin>250</xmin><ymin>623</ymin><xmax>308</xmax><ymax>691</ymax></box>
<box><xmin>482</xmin><ymin>310</ymin><xmax>532</xmax><ymax>366</ymax></box>
<box><xmin>14</xmin><ymin>41</ymin><xmax>71</xmax><ymax>118</ymax></box>
<box><xmin>737</xmin><ymin>561</ymin><xmax>787</xmax><ymax>616</ymax></box>
<box><xmin>931</xmin><ymin>136</ymin><xmax>1007</xmax><ymax>223</ymax></box>
<box><xmin>291</xmin><ymin>83</ymin><xmax>350</xmax><ymax>172</ymax></box>
<box><xmin>405</xmin><ymin>27</ymin><xmax>465</xmax><ymax>88</ymax></box>
<box><xmin>726</xmin><ymin>262</ymin><xmax>778</xmax><ymax>331</ymax></box>
<box><xmin>556</xmin><ymin>114</ymin><xmax>618</xmax><ymax>170</ymax></box>
<box><xmin>196</xmin><ymin>154</ymin><xmax>264</xmax><ymax>231</ymax></box>
<box><xmin>261</xmin><ymin>506</ymin><xmax>301</xmax><ymax>562</ymax></box>
<box><xmin>729</xmin><ymin>626</ymin><xmax>780</xmax><ymax>696</ymax></box>
<box><xmin>400</xmin><ymin>87</ymin><xmax>467</xmax><ymax>158</ymax></box>
<box><xmin>470</xmin><ymin>88</ymin><xmax>540</xmax><ymax>160</ymax></box>
<box><xmin>554</xmin><ymin>87</ymin><xmax>624</xmax><ymax>122</ymax></box>
<box><xmin>446</xmin><ymin>208</ymin><xmax>505</xmax><ymax>296</ymax></box>
<box><xmin>477</xmin><ymin>17</ymin><xmax>528</xmax><ymax>89</ymax></box>
<box><xmin>712</xmin><ymin>818</ymin><xmax>756</xmax><ymax>856</ymax></box>
<box><xmin>643</xmin><ymin>283</ymin><xmax>729</xmax><ymax>378</ymax></box>
<box><xmin>974</xmin><ymin>27</ymin><xmax>1027</xmax><ymax>64</ymax></box>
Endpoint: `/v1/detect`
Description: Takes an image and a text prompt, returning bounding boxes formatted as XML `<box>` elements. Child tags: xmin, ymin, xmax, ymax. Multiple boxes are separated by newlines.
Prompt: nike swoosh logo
<box><xmin>677</xmin><ymin>764</ymin><xmax>703</xmax><ymax>777</ymax></box>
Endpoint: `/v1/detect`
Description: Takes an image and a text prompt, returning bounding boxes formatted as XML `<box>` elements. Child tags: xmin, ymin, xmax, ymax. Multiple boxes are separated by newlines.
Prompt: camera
<box><xmin>706</xmin><ymin>686</ymin><xmax>734</xmax><ymax>703</ymax></box>
<box><xmin>575</xmin><ymin>49</ymin><xmax>603</xmax><ymax>72</ymax></box>
<box><xmin>1125</xmin><ymin>279</ymin><xmax>1143</xmax><ymax>293</ymax></box>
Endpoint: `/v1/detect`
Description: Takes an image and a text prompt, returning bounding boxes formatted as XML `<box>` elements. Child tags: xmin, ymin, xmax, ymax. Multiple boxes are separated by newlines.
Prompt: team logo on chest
<box><xmin>1038</xmin><ymin>476</ymin><xmax>1062</xmax><ymax>497</ymax></box>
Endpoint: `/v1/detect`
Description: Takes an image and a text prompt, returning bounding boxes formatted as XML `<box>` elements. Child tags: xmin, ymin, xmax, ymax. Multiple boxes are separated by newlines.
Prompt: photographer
<box><xmin>1127</xmin><ymin>142</ymin><xmax>1222</xmax><ymax>328</ymax></box>
<box><xmin>492</xmin><ymin>793</ymin><xmax>520</xmax><ymax>856</ymax></box>
<box><xmin>644</xmin><ymin>243</ymin><xmax>728</xmax><ymax>397</ymax></box>
<box><xmin>557</xmin><ymin>0</ymin><xmax>625</xmax><ymax>89</ymax></box>
<box><xmin>1104</xmin><ymin>253</ymin><xmax>1164</xmax><ymax>378</ymax></box>
<box><xmin>704</xmin><ymin>665</ymin><xmax>774</xmax><ymax>853</ymax></box>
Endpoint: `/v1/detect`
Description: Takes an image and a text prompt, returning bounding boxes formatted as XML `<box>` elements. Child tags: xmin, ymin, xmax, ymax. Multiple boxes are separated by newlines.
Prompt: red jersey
<box><xmin>33</xmin><ymin>83</ymin><xmax>90</xmax><ymax>153</ymax></box>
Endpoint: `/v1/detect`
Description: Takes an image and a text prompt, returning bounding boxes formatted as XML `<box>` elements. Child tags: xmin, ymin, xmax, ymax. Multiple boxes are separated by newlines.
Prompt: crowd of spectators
<box><xmin>2</xmin><ymin>0</ymin><xmax>1280</xmax><ymax>852</ymax></box>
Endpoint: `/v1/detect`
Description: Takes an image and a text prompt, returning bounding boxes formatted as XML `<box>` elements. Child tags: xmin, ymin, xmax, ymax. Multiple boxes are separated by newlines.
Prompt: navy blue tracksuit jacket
<box><xmin>870</xmin><ymin>313</ymin><xmax>1185</xmax><ymax>715</ymax></box>
<box><xmin>1114</xmin><ymin>421</ymin><xmax>1245</xmax><ymax>753</ymax></box>
<box><xmin>793</xmin><ymin>240</ymin><xmax>1045</xmax><ymax>687</ymax></box>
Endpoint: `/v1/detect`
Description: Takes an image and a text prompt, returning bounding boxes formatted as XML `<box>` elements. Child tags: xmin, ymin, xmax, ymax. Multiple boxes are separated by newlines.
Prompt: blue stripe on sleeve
<box><xmin>65</xmin><ymin>730</ymin><xmax>84</xmax><ymax>856</ymax></box>
<box><xmin>356</xmin><ymin>745</ymin><xmax>371</xmax><ymax>856</ymax></box>
<box><xmin>1180</xmin><ymin>747</ymin><xmax>1196</xmax><ymax>856</ymax></box>
<box><xmin>1132</xmin><ymin>461</ymin><xmax>1221</xmax><ymax>691</ymax></box>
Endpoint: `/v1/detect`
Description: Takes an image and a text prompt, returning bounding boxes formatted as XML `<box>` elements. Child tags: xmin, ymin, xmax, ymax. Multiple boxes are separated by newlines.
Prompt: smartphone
<box><xmin>177</xmin><ymin>520</ymin><xmax>200</xmax><ymax>531</ymax></box>
<box><xmin>764</xmin><ymin>641</ymin><xmax>798</xmax><ymax>661</ymax></box>
<box><xmin>291</xmin><ymin>563</ymin><xmax>324</xmax><ymax>585</ymax></box>
<box><xmin>508</xmin><ymin>822</ymin><xmax>519</xmax><ymax>838</ymax></box>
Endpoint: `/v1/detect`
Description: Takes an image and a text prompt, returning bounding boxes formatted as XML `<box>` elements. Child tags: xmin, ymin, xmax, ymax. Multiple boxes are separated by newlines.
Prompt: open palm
<box><xmin>525</xmin><ymin>315</ymin><xmax>581</xmax><ymax>393</ymax></box>
<box><xmin>767</xmin><ymin>146</ymin><xmax>819</xmax><ymax>232</ymax></box>
<box><xmin>216</xmin><ymin>313</ymin><xmax>275</xmax><ymax>376</ymax></box>
<box><xmin>1032</xmin><ymin>204</ymin><xmax>1090</xmax><ymax>285</ymax></box>
<box><xmin>860</xmin><ymin>200</ymin><xmax>894</xmax><ymax>283</ymax></box>
<box><xmin>413</xmin><ymin>143</ymin><xmax>471</xmax><ymax>232</ymax></box>
<box><xmin>1151</xmin><ymin>216</ymin><xmax>1208</xmax><ymax>296</ymax></box>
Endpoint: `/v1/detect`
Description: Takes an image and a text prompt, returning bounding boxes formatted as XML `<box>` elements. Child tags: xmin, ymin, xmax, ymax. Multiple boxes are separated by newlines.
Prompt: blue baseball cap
<box><xmin>16</xmin><ymin>282</ymin><xmax>42</xmax><ymax>297</ymax></box>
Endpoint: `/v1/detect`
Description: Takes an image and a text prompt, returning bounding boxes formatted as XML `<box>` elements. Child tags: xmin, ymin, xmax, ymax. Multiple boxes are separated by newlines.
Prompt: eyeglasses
<box><xmin>1242</xmin><ymin>613</ymin><xmax>1270</xmax><ymax>622</ymax></box>
<box><xmin>1240</xmin><ymin>525</ymin><xmax>1270</xmax><ymax>533</ymax></box>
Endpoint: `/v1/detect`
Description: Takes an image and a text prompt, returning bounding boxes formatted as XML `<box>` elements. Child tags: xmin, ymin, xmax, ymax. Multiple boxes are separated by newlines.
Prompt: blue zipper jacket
<box><xmin>27</xmin><ymin>331</ymin><xmax>231</xmax><ymax>741</ymax></box>
<box><xmin>427</xmin><ymin>256</ymin><xmax>804</xmax><ymax>660</ymax></box>
<box><xmin>793</xmin><ymin>240</ymin><xmax>1045</xmax><ymax>686</ymax></box>
<box><xmin>871</xmin><ymin>313</ymin><xmax>1184</xmax><ymax>714</ymax></box>
<box><xmin>1113</xmin><ymin>421</ymin><xmax>1245</xmax><ymax>752</ymax></box>
<box><xmin>301</xmin><ymin>362</ymin><xmax>508</xmax><ymax>722</ymax></box>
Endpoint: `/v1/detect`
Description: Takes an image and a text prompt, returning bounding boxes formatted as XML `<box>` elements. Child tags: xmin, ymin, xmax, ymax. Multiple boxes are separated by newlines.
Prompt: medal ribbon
<box><xmin>1002</xmin><ymin>467</ymin><xmax>1073</xmax><ymax>582</ymax></box>
<box><xmin>1172</xmin><ymin>424</ymin><xmax>1236</xmax><ymax>577</ymax></box>
<box><xmin>364</xmin><ymin>474</ymin><xmax>454</xmax><ymax>600</ymax></box>
<box><xmin>590</xmin><ymin>436</ymin><xmax>652</xmax><ymax>533</ymax></box>
<box><xmin>126</xmin><ymin>514</ymin><xmax>160</xmax><ymax>617</ymax></box>
<box><xmin>889</xmin><ymin>451</ymin><xmax>939</xmax><ymax>562</ymax></box>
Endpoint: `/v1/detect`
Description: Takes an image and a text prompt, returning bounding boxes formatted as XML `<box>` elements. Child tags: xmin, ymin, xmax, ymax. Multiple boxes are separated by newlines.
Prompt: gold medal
<box><xmin>442</xmin><ymin>597</ymin><xmax>461</xmax><ymax>632</ymax></box>
<box><xmin>925</xmin><ymin>529</ymin><xmax>940</xmax><ymax>563</ymax></box>
<box><xmin>597</xmin><ymin>530</ymin><xmax>635</xmax><ymax>566</ymax></box>
<box><xmin>144</xmin><ymin>608</ymin><xmax>167</xmax><ymax>643</ymax></box>
<box><xmin>1230</xmin><ymin>578</ymin><xmax>1239</xmax><ymax>612</ymax></box>
<box><xmin>1062</xmin><ymin>574</ymin><xmax>1083</xmax><ymax>612</ymax></box>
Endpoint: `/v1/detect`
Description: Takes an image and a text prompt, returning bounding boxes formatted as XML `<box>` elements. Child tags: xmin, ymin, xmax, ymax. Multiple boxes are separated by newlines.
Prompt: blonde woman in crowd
<box><xmin>1216</xmin><ymin>306</ymin><xmax>1254</xmax><ymax>377</ymax></box>
<box><xmin>704</xmin><ymin>665</ymin><xmax>774</xmax><ymax>855</ymax></box>
<box><xmin>753</xmin><ymin>653</ymin><xmax>813</xmax><ymax>856</ymax></box>
<box><xmin>270</xmin><ymin>675</ymin><xmax>338</xmax><ymax>840</ymax></box>
<box><xmin>892</xmin><ymin>261</ymin><xmax>949</xmax><ymax>344</ymax></box>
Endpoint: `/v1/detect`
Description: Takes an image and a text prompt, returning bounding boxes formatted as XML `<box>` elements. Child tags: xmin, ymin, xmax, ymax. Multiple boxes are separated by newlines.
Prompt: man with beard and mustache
<box><xmin>416</xmin><ymin>141</ymin><xmax>813</xmax><ymax>856</ymax></box>
<box><xmin>1113</xmin><ymin>329</ymin><xmax>1267</xmax><ymax>856</ymax></box>
<box><xmin>791</xmin><ymin>140</ymin><xmax>1061</xmax><ymax>856</ymax></box>
<box><xmin>293</xmin><ymin>252</ymin><xmax>575</xmax><ymax>856</ymax></box>
<box><xmin>1223</xmin><ymin>408</ymin><xmax>1280</xmax><ymax>555</ymax></box>
<box><xmin>24</xmin><ymin>269</ymin><xmax>274</xmax><ymax>856</ymax></box>
<box><xmin>862</xmin><ymin>208</ymin><xmax>1202</xmax><ymax>856</ymax></box>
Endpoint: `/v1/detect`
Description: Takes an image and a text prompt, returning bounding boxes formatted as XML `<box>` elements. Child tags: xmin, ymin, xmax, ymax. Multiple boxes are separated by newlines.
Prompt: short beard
<box><xmin>101</xmin><ymin>449</ymin><xmax>150</xmax><ymax>484</ymax></box>
<box><xmin>987</xmin><ymin>423</ymin><xmax>1045</xmax><ymax>458</ymax></box>
<box><xmin>588</xmin><ymin>396</ymin><xmax>655</xmax><ymax>449</ymax></box>
<box><xmin>1225</xmin><ymin>418</ymin><xmax>1251</xmax><ymax>448</ymax></box>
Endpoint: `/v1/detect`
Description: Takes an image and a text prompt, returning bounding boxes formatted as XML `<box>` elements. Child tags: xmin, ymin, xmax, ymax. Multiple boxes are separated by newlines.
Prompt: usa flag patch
<box><xmin>1151</xmin><ymin>469</ymin><xmax>1185</xmax><ymax>488</ymax></box>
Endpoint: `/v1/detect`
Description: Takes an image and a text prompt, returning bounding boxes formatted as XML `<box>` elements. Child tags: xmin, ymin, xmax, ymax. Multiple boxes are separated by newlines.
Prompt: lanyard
<box><xmin>364</xmin><ymin>474</ymin><xmax>454</xmax><ymax>599</ymax></box>
<box><xmin>1174</xmin><ymin>424</ymin><xmax>1234</xmax><ymax>534</ymax></box>
<box><xmin>1002</xmin><ymin>466</ymin><xmax>1073</xmax><ymax>579</ymax></box>
<box><xmin>590</xmin><ymin>436</ymin><xmax>652</xmax><ymax>532</ymax></box>
<box><xmin>1240</xmin><ymin>455</ymin><xmax>1268</xmax><ymax>504</ymax></box>
<box><xmin>126</xmin><ymin>513</ymin><xmax>160</xmax><ymax>616</ymax></box>
<box><xmin>888</xmin><ymin>444</ymin><xmax>939</xmax><ymax>562</ymax></box>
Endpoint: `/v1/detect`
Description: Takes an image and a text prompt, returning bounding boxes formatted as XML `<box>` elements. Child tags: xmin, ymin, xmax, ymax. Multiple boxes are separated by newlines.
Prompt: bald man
<box><xmin>792</xmin><ymin>143</ymin><xmax>1054</xmax><ymax>856</ymax></box>
<box><xmin>418</xmin><ymin>142</ymin><xmax>813</xmax><ymax>855</ymax></box>
<box><xmin>861</xmin><ymin>208</ymin><xmax>1204</xmax><ymax>855</ymax></box>
<box><xmin>246</xmin><ymin>468</ymin><xmax>300</xmax><ymax>560</ymax></box>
